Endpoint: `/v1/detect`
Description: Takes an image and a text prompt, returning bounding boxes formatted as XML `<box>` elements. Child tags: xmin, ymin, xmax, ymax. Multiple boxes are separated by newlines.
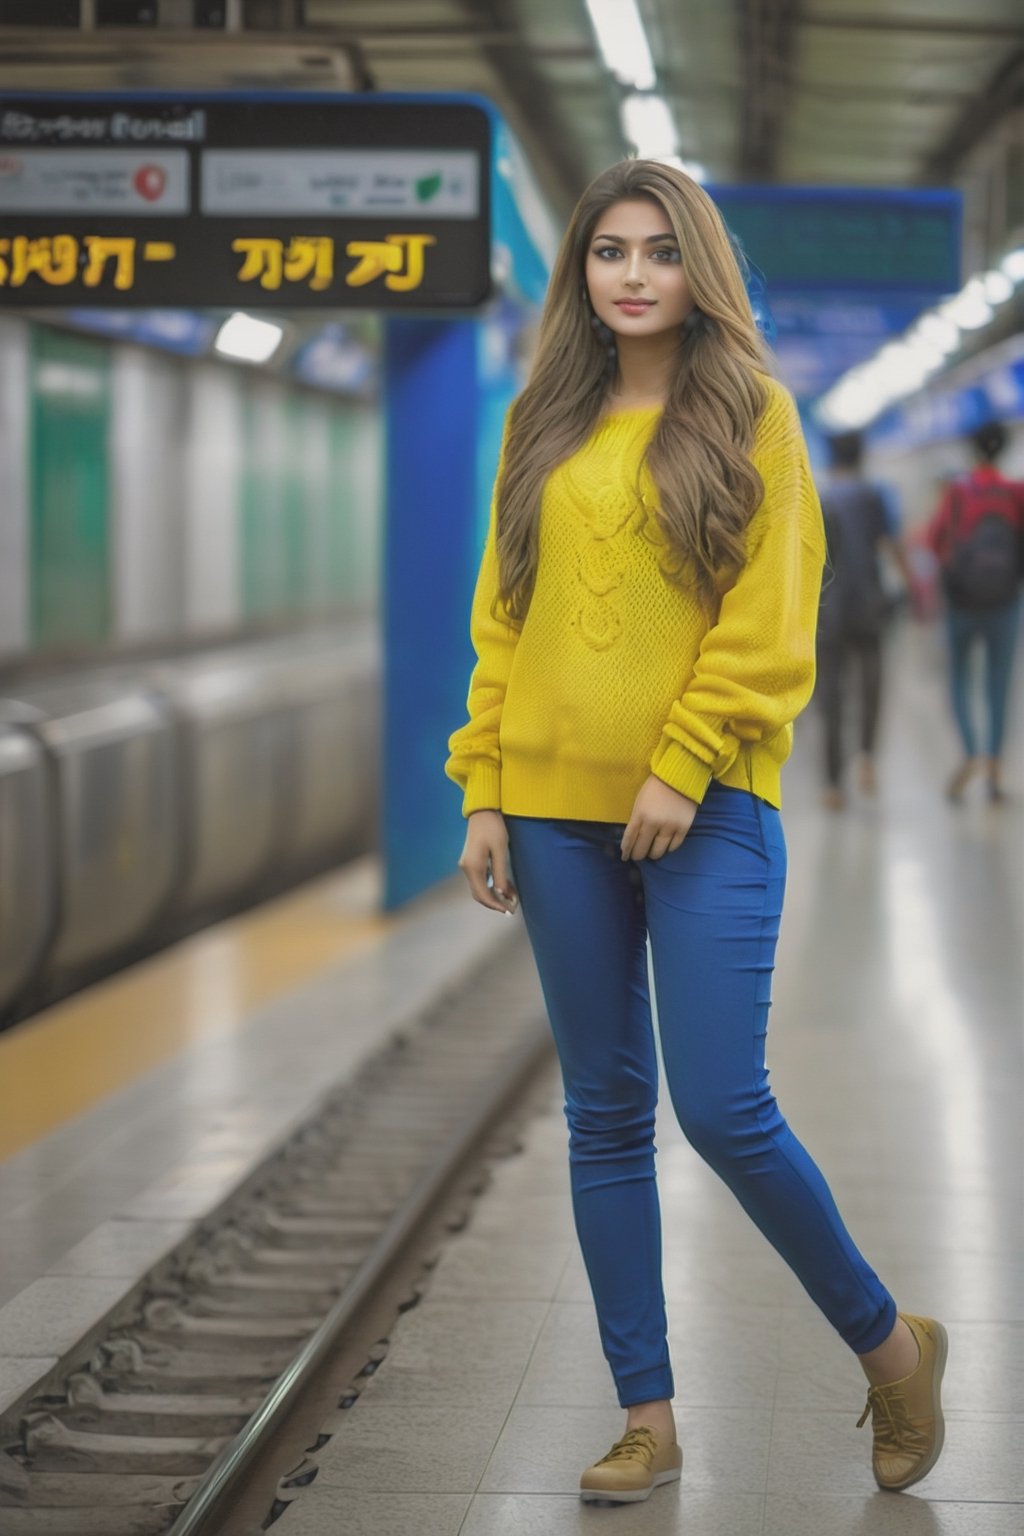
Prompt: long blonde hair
<box><xmin>496</xmin><ymin>159</ymin><xmax>771</xmax><ymax>620</ymax></box>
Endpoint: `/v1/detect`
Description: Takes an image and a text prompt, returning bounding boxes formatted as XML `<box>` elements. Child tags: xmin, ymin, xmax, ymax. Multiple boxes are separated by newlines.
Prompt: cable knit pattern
<box><xmin>445</xmin><ymin>377</ymin><xmax>825</xmax><ymax>821</ymax></box>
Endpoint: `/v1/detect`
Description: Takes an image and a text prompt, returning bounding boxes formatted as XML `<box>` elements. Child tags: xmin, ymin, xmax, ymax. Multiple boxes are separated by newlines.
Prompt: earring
<box><xmin>590</xmin><ymin>311</ymin><xmax>618</xmax><ymax>372</ymax></box>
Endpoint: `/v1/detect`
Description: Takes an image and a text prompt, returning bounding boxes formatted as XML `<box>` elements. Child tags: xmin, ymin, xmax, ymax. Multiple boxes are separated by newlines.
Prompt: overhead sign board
<box><xmin>0</xmin><ymin>93</ymin><xmax>492</xmax><ymax>309</ymax></box>
<box><xmin>711</xmin><ymin>186</ymin><xmax>961</xmax><ymax>293</ymax></box>
<box><xmin>705</xmin><ymin>185</ymin><xmax>962</xmax><ymax>401</ymax></box>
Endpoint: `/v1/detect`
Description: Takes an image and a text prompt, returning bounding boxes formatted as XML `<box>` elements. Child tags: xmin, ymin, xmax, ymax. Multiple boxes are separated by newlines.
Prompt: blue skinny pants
<box><xmin>505</xmin><ymin>785</ymin><xmax>896</xmax><ymax>1408</ymax></box>
<box><xmin>945</xmin><ymin>599</ymin><xmax>1020</xmax><ymax>759</ymax></box>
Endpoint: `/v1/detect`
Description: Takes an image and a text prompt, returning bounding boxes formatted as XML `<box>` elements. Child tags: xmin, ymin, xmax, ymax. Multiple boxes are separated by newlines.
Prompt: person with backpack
<box><xmin>816</xmin><ymin>432</ymin><xmax>914</xmax><ymax>810</ymax></box>
<box><xmin>923</xmin><ymin>420</ymin><xmax>1023</xmax><ymax>803</ymax></box>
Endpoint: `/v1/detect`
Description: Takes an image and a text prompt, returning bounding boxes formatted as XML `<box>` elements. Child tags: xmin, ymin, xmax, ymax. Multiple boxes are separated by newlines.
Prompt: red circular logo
<box><xmin>133</xmin><ymin>164</ymin><xmax>167</xmax><ymax>202</ymax></box>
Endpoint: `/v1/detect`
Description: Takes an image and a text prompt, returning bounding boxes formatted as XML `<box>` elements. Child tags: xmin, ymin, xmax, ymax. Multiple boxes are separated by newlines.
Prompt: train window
<box><xmin>96</xmin><ymin>0</ymin><xmax>158</xmax><ymax>24</ymax></box>
<box><xmin>0</xmin><ymin>0</ymin><xmax>80</xmax><ymax>22</ymax></box>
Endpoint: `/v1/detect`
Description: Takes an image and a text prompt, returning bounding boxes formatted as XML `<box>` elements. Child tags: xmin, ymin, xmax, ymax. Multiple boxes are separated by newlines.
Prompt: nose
<box><xmin>623</xmin><ymin>250</ymin><xmax>645</xmax><ymax>289</ymax></box>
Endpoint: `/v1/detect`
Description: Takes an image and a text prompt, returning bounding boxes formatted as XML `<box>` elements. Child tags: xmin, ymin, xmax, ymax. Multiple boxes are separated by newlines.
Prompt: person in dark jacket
<box><xmin>816</xmin><ymin>431</ymin><xmax>913</xmax><ymax>810</ymax></box>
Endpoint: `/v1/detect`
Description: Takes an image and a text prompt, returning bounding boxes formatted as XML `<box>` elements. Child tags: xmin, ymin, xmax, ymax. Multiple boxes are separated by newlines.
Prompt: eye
<box><xmin>593</xmin><ymin>246</ymin><xmax>622</xmax><ymax>259</ymax></box>
<box><xmin>651</xmin><ymin>247</ymin><xmax>681</xmax><ymax>262</ymax></box>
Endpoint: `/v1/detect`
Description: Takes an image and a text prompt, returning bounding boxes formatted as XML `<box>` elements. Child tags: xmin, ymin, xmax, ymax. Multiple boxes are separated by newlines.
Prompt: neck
<box><xmin>610</xmin><ymin>331</ymin><xmax>683</xmax><ymax>404</ymax></box>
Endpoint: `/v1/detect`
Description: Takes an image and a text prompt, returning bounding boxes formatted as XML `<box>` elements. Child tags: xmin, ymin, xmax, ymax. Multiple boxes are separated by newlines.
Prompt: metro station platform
<box><xmin>275</xmin><ymin>625</ymin><xmax>1023</xmax><ymax>1536</ymax></box>
<box><xmin>0</xmin><ymin>622</ymin><xmax>1020</xmax><ymax>1535</ymax></box>
<box><xmin>0</xmin><ymin>857</ymin><xmax>517</xmax><ymax>1419</ymax></box>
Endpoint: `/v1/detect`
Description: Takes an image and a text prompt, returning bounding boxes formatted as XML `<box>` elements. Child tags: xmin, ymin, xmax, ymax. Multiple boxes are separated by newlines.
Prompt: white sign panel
<box><xmin>0</xmin><ymin>148</ymin><xmax>189</xmax><ymax>214</ymax></box>
<box><xmin>201</xmin><ymin>150</ymin><xmax>479</xmax><ymax>218</ymax></box>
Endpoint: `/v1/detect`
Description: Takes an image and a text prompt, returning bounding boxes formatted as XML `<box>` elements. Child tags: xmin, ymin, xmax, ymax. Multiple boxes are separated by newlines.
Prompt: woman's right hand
<box><xmin>458</xmin><ymin>810</ymin><xmax>519</xmax><ymax>915</ymax></box>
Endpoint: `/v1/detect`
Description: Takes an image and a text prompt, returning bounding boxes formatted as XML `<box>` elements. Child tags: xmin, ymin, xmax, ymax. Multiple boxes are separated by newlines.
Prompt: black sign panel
<box><xmin>0</xmin><ymin>93</ymin><xmax>492</xmax><ymax>309</ymax></box>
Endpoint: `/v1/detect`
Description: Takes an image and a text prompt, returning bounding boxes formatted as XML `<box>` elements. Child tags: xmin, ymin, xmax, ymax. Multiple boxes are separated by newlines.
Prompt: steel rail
<box><xmin>166</xmin><ymin>1020</ymin><xmax>553</xmax><ymax>1536</ymax></box>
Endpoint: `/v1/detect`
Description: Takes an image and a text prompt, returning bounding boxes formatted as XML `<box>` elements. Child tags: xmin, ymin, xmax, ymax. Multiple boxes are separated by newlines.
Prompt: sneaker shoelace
<box><xmin>857</xmin><ymin>1384</ymin><xmax>930</xmax><ymax>1456</ymax></box>
<box><xmin>598</xmin><ymin>1426</ymin><xmax>658</xmax><ymax>1466</ymax></box>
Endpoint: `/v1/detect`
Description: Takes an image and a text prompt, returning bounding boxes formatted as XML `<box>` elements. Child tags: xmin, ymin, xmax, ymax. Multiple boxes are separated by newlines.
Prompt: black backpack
<box><xmin>943</xmin><ymin>481</ymin><xmax>1021</xmax><ymax>611</ymax></box>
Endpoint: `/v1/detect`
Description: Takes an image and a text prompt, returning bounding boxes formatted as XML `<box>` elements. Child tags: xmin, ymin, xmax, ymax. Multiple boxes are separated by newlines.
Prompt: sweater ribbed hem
<box><xmin>496</xmin><ymin>749</ymin><xmax>782</xmax><ymax>822</ymax></box>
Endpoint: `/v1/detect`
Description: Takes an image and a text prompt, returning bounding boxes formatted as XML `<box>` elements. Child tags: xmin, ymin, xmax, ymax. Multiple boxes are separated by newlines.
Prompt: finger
<box><xmin>667</xmin><ymin>828</ymin><xmax>687</xmax><ymax>853</ymax></box>
<box><xmin>459</xmin><ymin>859</ymin><xmax>513</xmax><ymax>914</ymax></box>
<box><xmin>620</xmin><ymin>819</ymin><xmax>639</xmax><ymax>860</ymax></box>
<box><xmin>647</xmin><ymin>830</ymin><xmax>674</xmax><ymax>861</ymax></box>
<box><xmin>627</xmin><ymin>824</ymin><xmax>655</xmax><ymax>862</ymax></box>
<box><xmin>490</xmin><ymin>850</ymin><xmax>518</xmax><ymax>909</ymax></box>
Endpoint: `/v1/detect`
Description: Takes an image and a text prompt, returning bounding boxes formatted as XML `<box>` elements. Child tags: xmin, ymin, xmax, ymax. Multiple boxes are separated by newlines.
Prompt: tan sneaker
<box><xmin>579</xmin><ymin>1424</ymin><xmax>682</xmax><ymax>1504</ymax></box>
<box><xmin>857</xmin><ymin>1313</ymin><xmax>948</xmax><ymax>1491</ymax></box>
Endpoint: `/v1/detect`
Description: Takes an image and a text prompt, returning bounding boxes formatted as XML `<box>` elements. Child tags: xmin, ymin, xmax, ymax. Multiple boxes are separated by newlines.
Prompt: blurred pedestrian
<box><xmin>923</xmin><ymin>420</ymin><xmax>1023</xmax><ymax>802</ymax></box>
<box><xmin>816</xmin><ymin>431</ymin><xmax>914</xmax><ymax>810</ymax></box>
<box><xmin>446</xmin><ymin>160</ymin><xmax>946</xmax><ymax>1507</ymax></box>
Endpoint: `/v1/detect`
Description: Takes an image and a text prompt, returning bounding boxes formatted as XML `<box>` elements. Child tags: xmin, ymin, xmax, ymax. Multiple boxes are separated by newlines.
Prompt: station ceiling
<box><xmin>1</xmin><ymin>1</ymin><xmax>1020</xmax><ymax>415</ymax></box>
<box><xmin>307</xmin><ymin>0</ymin><xmax>1024</xmax><ymax>215</ymax></box>
<box><xmin>1</xmin><ymin>2</ymin><xmax>1021</xmax><ymax>219</ymax></box>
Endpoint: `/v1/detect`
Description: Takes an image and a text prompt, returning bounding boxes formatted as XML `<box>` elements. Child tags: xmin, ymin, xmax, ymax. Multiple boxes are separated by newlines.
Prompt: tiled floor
<box><xmin>275</xmin><ymin>624</ymin><xmax>1023</xmax><ymax>1536</ymax></box>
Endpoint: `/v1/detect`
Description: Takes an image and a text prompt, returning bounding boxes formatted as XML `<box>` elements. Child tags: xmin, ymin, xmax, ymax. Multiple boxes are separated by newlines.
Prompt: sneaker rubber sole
<box><xmin>580</xmin><ymin>1461</ymin><xmax>682</xmax><ymax>1504</ymax></box>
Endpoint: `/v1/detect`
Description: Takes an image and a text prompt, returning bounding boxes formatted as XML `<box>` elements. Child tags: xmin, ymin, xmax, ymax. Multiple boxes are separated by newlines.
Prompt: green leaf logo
<box><xmin>416</xmin><ymin>172</ymin><xmax>443</xmax><ymax>202</ymax></box>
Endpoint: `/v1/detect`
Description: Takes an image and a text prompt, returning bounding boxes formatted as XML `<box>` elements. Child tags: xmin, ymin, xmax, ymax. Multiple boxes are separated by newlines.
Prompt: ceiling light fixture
<box><xmin>584</xmin><ymin>0</ymin><xmax>657</xmax><ymax>91</ymax></box>
<box><xmin>1000</xmin><ymin>247</ymin><xmax>1024</xmax><ymax>283</ymax></box>
<box><xmin>911</xmin><ymin>313</ymin><xmax>960</xmax><ymax>355</ymax></box>
<box><xmin>940</xmin><ymin>279</ymin><xmax>994</xmax><ymax>331</ymax></box>
<box><xmin>620</xmin><ymin>93</ymin><xmax>679</xmax><ymax>159</ymax></box>
<box><xmin>214</xmin><ymin>312</ymin><xmax>284</xmax><ymax>364</ymax></box>
<box><xmin>982</xmin><ymin>268</ymin><xmax>1014</xmax><ymax>305</ymax></box>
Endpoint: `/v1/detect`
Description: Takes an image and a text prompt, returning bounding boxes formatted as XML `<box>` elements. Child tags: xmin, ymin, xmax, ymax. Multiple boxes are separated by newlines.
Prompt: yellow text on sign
<box><xmin>0</xmin><ymin>234</ymin><xmax>178</xmax><ymax>291</ymax></box>
<box><xmin>231</xmin><ymin>235</ymin><xmax>335</xmax><ymax>292</ymax></box>
<box><xmin>344</xmin><ymin>234</ymin><xmax>437</xmax><ymax>292</ymax></box>
<box><xmin>231</xmin><ymin>232</ymin><xmax>437</xmax><ymax>293</ymax></box>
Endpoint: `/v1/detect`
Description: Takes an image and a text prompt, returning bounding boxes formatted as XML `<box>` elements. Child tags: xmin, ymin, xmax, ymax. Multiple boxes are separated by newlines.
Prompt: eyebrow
<box><xmin>592</xmin><ymin>232</ymin><xmax>679</xmax><ymax>243</ymax></box>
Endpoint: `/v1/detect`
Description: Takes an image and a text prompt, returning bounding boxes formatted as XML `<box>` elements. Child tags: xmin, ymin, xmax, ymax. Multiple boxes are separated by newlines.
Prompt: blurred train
<box><xmin>0</xmin><ymin>625</ymin><xmax>379</xmax><ymax>1029</ymax></box>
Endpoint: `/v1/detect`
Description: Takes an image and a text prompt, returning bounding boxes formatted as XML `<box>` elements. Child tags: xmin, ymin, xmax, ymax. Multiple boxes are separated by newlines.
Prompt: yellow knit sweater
<box><xmin>445</xmin><ymin>377</ymin><xmax>825</xmax><ymax>821</ymax></box>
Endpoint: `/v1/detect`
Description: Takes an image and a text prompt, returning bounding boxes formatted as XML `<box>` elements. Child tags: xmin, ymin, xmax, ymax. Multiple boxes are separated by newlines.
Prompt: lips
<box><xmin>614</xmin><ymin>299</ymin><xmax>654</xmax><ymax>313</ymax></box>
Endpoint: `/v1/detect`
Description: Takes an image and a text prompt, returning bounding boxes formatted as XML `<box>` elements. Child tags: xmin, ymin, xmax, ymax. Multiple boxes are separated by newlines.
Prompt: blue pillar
<box><xmin>381</xmin><ymin>316</ymin><xmax>483</xmax><ymax>910</ymax></box>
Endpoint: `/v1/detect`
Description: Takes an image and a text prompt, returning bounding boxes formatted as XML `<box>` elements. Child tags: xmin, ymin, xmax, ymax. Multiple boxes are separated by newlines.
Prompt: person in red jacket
<box><xmin>923</xmin><ymin>420</ymin><xmax>1023</xmax><ymax>802</ymax></box>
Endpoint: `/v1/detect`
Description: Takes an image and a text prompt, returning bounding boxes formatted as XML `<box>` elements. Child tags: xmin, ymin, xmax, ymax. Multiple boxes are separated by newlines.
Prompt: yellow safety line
<box><xmin>0</xmin><ymin>872</ymin><xmax>390</xmax><ymax>1164</ymax></box>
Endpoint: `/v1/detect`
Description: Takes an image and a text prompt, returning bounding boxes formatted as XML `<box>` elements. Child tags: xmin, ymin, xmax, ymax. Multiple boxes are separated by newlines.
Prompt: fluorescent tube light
<box><xmin>585</xmin><ymin>0</ymin><xmax>656</xmax><ymax>90</ymax></box>
<box><xmin>1000</xmin><ymin>248</ymin><xmax>1024</xmax><ymax>283</ymax></box>
<box><xmin>940</xmin><ymin>280</ymin><xmax>993</xmax><ymax>332</ymax></box>
<box><xmin>982</xmin><ymin>269</ymin><xmax>1013</xmax><ymax>305</ymax></box>
<box><xmin>621</xmin><ymin>93</ymin><xmax>679</xmax><ymax>159</ymax></box>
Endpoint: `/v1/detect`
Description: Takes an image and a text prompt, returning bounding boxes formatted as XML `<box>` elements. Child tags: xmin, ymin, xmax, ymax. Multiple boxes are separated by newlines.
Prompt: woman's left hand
<box><xmin>621</xmin><ymin>775</ymin><xmax>698</xmax><ymax>861</ymax></box>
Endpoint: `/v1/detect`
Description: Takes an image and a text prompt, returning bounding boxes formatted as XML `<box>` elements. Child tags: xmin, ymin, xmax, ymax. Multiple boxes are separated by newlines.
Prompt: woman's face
<box><xmin>584</xmin><ymin>197</ymin><xmax>695</xmax><ymax>341</ymax></box>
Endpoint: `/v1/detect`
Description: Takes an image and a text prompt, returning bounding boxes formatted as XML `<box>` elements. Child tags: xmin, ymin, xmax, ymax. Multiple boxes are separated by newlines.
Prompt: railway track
<box><xmin>0</xmin><ymin>933</ymin><xmax>553</xmax><ymax>1535</ymax></box>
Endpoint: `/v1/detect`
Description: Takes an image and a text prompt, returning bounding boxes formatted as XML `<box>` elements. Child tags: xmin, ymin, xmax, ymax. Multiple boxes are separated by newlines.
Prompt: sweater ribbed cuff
<box><xmin>461</xmin><ymin>762</ymin><xmax>502</xmax><ymax>818</ymax></box>
<box><xmin>650</xmin><ymin>738</ymin><xmax>714</xmax><ymax>804</ymax></box>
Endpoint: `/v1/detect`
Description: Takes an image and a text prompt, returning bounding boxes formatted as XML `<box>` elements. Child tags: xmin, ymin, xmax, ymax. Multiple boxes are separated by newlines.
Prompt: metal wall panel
<box><xmin>181</xmin><ymin>363</ymin><xmax>243</xmax><ymax>631</ymax></box>
<box><xmin>0</xmin><ymin>319</ymin><xmax>30</xmax><ymax>656</ymax></box>
<box><xmin>30</xmin><ymin>328</ymin><xmax>112</xmax><ymax>648</ymax></box>
<box><xmin>0</xmin><ymin>724</ymin><xmax>54</xmax><ymax>1014</ymax></box>
<box><xmin>111</xmin><ymin>347</ymin><xmax>188</xmax><ymax>641</ymax></box>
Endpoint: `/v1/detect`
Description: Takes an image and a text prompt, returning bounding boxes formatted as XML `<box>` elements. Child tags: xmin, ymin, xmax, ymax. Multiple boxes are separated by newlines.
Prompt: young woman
<box><xmin>445</xmin><ymin>159</ymin><xmax>946</xmax><ymax>1506</ymax></box>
